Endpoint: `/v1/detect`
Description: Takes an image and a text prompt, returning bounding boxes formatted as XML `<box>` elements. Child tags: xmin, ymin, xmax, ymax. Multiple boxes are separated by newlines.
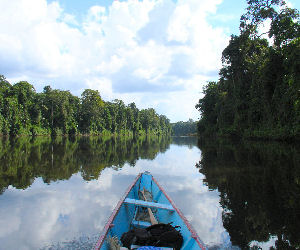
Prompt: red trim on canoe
<box><xmin>152</xmin><ymin>176</ymin><xmax>207</xmax><ymax>250</ymax></box>
<box><xmin>94</xmin><ymin>173</ymin><xmax>142</xmax><ymax>250</ymax></box>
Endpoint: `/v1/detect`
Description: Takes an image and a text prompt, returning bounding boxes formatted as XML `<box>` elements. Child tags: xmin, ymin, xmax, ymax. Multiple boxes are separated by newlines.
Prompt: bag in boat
<box><xmin>121</xmin><ymin>223</ymin><xmax>183</xmax><ymax>250</ymax></box>
<box><xmin>121</xmin><ymin>228</ymin><xmax>151</xmax><ymax>248</ymax></box>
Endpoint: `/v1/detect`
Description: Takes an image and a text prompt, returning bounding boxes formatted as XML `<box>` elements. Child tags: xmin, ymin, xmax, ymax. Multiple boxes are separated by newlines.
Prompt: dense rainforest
<box><xmin>171</xmin><ymin>119</ymin><xmax>198</xmax><ymax>136</ymax></box>
<box><xmin>196</xmin><ymin>0</ymin><xmax>300</xmax><ymax>141</ymax></box>
<box><xmin>0</xmin><ymin>75</ymin><xmax>171</xmax><ymax>137</ymax></box>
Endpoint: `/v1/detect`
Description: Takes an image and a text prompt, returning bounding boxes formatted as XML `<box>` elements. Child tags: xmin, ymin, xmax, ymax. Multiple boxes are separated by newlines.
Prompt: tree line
<box><xmin>0</xmin><ymin>76</ymin><xmax>171</xmax><ymax>137</ymax></box>
<box><xmin>196</xmin><ymin>0</ymin><xmax>299</xmax><ymax>141</ymax></box>
<box><xmin>171</xmin><ymin>119</ymin><xmax>198</xmax><ymax>136</ymax></box>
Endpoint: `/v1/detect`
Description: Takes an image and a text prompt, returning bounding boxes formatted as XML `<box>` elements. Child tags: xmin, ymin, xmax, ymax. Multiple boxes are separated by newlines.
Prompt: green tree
<box><xmin>196</xmin><ymin>82</ymin><xmax>220</xmax><ymax>135</ymax></box>
<box><xmin>40</xmin><ymin>86</ymin><xmax>80</xmax><ymax>135</ymax></box>
<box><xmin>172</xmin><ymin>119</ymin><xmax>197</xmax><ymax>136</ymax></box>
<box><xmin>80</xmin><ymin>89</ymin><xmax>104</xmax><ymax>134</ymax></box>
<box><xmin>0</xmin><ymin>76</ymin><xmax>171</xmax><ymax>137</ymax></box>
<box><xmin>196</xmin><ymin>1</ymin><xmax>300</xmax><ymax>141</ymax></box>
<box><xmin>0</xmin><ymin>75</ymin><xmax>11</xmax><ymax>134</ymax></box>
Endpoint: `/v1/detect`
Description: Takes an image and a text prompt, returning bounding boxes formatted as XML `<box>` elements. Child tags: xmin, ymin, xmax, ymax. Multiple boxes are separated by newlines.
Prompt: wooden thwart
<box><xmin>124</xmin><ymin>198</ymin><xmax>175</xmax><ymax>211</ymax></box>
<box><xmin>131</xmin><ymin>220</ymin><xmax>152</xmax><ymax>228</ymax></box>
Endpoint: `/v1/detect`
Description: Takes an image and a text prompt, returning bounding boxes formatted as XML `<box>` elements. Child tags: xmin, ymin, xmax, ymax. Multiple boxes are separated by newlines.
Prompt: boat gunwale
<box><xmin>94</xmin><ymin>172</ymin><xmax>207</xmax><ymax>250</ymax></box>
<box><xmin>151</xmin><ymin>175</ymin><xmax>206</xmax><ymax>250</ymax></box>
<box><xmin>94</xmin><ymin>173</ymin><xmax>142</xmax><ymax>250</ymax></box>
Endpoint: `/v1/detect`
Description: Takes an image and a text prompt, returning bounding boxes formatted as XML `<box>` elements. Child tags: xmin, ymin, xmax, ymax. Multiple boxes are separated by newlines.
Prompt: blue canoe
<box><xmin>94</xmin><ymin>172</ymin><xmax>206</xmax><ymax>250</ymax></box>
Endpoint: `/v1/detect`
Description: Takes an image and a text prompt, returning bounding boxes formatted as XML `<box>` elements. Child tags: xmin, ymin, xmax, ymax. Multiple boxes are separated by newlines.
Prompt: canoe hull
<box><xmin>94</xmin><ymin>172</ymin><xmax>206</xmax><ymax>250</ymax></box>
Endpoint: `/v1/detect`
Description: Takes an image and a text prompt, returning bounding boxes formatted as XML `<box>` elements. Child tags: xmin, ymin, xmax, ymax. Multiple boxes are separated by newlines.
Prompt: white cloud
<box><xmin>85</xmin><ymin>77</ymin><xmax>113</xmax><ymax>100</ymax></box>
<box><xmin>167</xmin><ymin>4</ymin><xmax>192</xmax><ymax>43</ymax></box>
<box><xmin>63</xmin><ymin>13</ymin><xmax>79</xmax><ymax>26</ymax></box>
<box><xmin>0</xmin><ymin>0</ymin><xmax>230</xmax><ymax>122</ymax></box>
<box><xmin>87</xmin><ymin>5</ymin><xmax>106</xmax><ymax>22</ymax></box>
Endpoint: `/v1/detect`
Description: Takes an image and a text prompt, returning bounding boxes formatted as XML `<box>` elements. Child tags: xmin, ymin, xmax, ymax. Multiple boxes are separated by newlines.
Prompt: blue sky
<box><xmin>1</xmin><ymin>0</ymin><xmax>299</xmax><ymax>122</ymax></box>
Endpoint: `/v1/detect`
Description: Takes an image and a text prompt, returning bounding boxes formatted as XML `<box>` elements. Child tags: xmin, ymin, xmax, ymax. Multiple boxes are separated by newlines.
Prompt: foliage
<box><xmin>196</xmin><ymin>1</ymin><xmax>300</xmax><ymax>141</ymax></box>
<box><xmin>171</xmin><ymin>119</ymin><xmax>198</xmax><ymax>136</ymax></box>
<box><xmin>0</xmin><ymin>76</ymin><xmax>171</xmax><ymax>137</ymax></box>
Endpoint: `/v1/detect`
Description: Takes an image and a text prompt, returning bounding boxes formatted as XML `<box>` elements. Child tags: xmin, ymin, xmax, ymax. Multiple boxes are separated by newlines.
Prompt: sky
<box><xmin>0</xmin><ymin>0</ymin><xmax>299</xmax><ymax>122</ymax></box>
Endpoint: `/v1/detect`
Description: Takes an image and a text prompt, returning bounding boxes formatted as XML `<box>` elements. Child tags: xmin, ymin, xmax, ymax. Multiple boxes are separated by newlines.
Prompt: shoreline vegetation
<box><xmin>196</xmin><ymin>0</ymin><xmax>299</xmax><ymax>142</ymax></box>
<box><xmin>171</xmin><ymin>119</ymin><xmax>198</xmax><ymax>136</ymax></box>
<box><xmin>0</xmin><ymin>75</ymin><xmax>171</xmax><ymax>138</ymax></box>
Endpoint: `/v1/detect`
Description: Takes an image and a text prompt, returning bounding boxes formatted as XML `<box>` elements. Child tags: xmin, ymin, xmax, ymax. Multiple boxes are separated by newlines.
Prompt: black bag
<box><xmin>146</xmin><ymin>223</ymin><xmax>183</xmax><ymax>250</ymax></box>
<box><xmin>121</xmin><ymin>223</ymin><xmax>183</xmax><ymax>250</ymax></box>
<box><xmin>121</xmin><ymin>228</ymin><xmax>150</xmax><ymax>249</ymax></box>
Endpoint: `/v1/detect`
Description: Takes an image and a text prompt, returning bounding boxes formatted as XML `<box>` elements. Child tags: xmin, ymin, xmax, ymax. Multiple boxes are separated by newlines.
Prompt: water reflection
<box><xmin>0</xmin><ymin>136</ymin><xmax>171</xmax><ymax>192</ymax></box>
<box><xmin>0</xmin><ymin>136</ymin><xmax>233</xmax><ymax>249</ymax></box>
<box><xmin>171</xmin><ymin>136</ymin><xmax>198</xmax><ymax>148</ymax></box>
<box><xmin>4</xmin><ymin>136</ymin><xmax>298</xmax><ymax>249</ymax></box>
<box><xmin>197</xmin><ymin>138</ymin><xmax>300</xmax><ymax>249</ymax></box>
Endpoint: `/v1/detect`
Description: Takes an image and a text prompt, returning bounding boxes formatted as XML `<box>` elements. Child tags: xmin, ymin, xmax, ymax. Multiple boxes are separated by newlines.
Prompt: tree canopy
<box><xmin>171</xmin><ymin>119</ymin><xmax>198</xmax><ymax>136</ymax></box>
<box><xmin>0</xmin><ymin>75</ymin><xmax>171</xmax><ymax>137</ymax></box>
<box><xmin>196</xmin><ymin>0</ymin><xmax>300</xmax><ymax>140</ymax></box>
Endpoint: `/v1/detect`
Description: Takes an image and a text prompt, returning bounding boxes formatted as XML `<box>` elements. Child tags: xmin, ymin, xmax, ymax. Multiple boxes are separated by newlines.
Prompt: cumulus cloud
<box><xmin>0</xmin><ymin>0</ymin><xmax>230</xmax><ymax>121</ymax></box>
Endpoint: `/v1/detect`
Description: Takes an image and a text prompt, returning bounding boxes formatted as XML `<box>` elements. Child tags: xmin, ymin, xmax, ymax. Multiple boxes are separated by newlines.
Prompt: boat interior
<box><xmin>99</xmin><ymin>173</ymin><xmax>202</xmax><ymax>250</ymax></box>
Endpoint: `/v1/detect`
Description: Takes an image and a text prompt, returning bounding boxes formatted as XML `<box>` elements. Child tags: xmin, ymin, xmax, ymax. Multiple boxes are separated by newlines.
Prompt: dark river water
<box><xmin>0</xmin><ymin>136</ymin><xmax>299</xmax><ymax>249</ymax></box>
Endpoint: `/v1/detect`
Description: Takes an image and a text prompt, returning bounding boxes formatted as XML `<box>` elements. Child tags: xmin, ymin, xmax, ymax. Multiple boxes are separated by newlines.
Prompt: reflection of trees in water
<box><xmin>171</xmin><ymin>136</ymin><xmax>198</xmax><ymax>148</ymax></box>
<box><xmin>196</xmin><ymin>138</ymin><xmax>300</xmax><ymax>249</ymax></box>
<box><xmin>0</xmin><ymin>135</ymin><xmax>171</xmax><ymax>192</ymax></box>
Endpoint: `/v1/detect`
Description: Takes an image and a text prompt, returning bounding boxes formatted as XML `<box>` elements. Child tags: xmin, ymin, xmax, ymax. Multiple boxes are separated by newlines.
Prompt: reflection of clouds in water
<box><xmin>250</xmin><ymin>237</ymin><xmax>278</xmax><ymax>249</ymax></box>
<box><xmin>85</xmin><ymin>169</ymin><xmax>114</xmax><ymax>191</ymax></box>
<box><xmin>0</xmin><ymin>173</ymin><xmax>121</xmax><ymax>249</ymax></box>
<box><xmin>116</xmin><ymin>145</ymin><xmax>230</xmax><ymax>247</ymax></box>
<box><xmin>0</xmin><ymin>144</ymin><xmax>231</xmax><ymax>249</ymax></box>
<box><xmin>0</xmin><ymin>198</ymin><xmax>21</xmax><ymax>238</ymax></box>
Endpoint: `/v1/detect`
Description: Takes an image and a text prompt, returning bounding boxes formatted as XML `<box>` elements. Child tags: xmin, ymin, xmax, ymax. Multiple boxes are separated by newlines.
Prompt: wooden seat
<box><xmin>131</xmin><ymin>220</ymin><xmax>152</xmax><ymax>228</ymax></box>
<box><xmin>131</xmin><ymin>245</ymin><xmax>173</xmax><ymax>250</ymax></box>
<box><xmin>124</xmin><ymin>198</ymin><xmax>175</xmax><ymax>211</ymax></box>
